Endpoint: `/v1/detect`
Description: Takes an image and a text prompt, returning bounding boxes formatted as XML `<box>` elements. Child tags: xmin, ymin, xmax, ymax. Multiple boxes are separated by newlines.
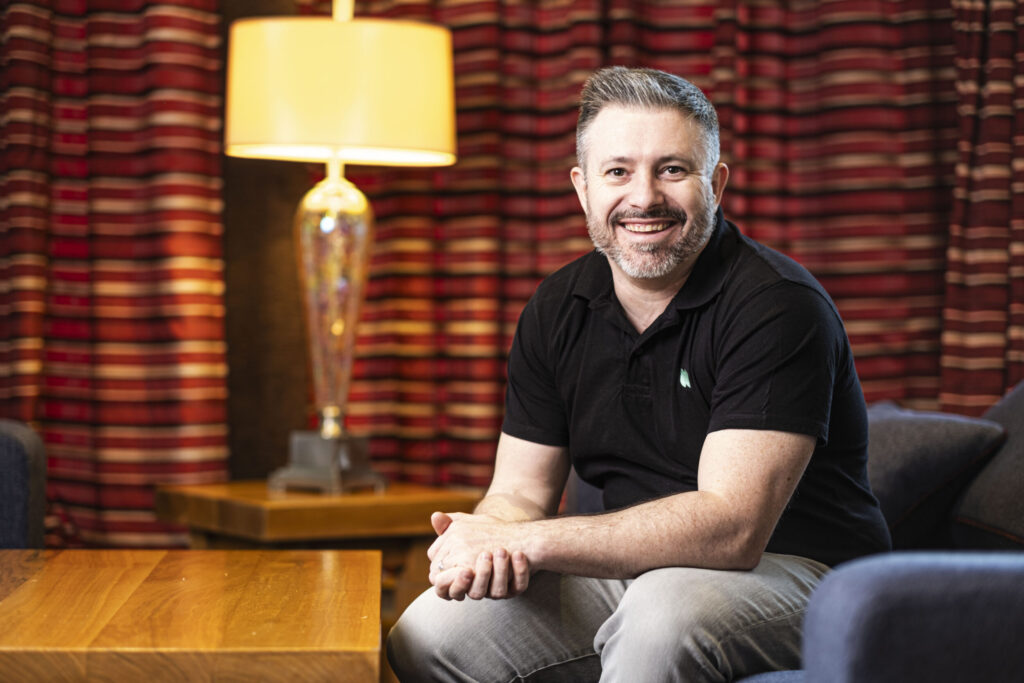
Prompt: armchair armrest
<box><xmin>803</xmin><ymin>552</ymin><xmax>1024</xmax><ymax>683</ymax></box>
<box><xmin>0</xmin><ymin>419</ymin><xmax>46</xmax><ymax>548</ymax></box>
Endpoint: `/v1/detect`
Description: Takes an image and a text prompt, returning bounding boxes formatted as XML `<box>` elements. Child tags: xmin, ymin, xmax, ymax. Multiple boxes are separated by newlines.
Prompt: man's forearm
<box><xmin>519</xmin><ymin>490</ymin><xmax>762</xmax><ymax>579</ymax></box>
<box><xmin>437</xmin><ymin>488</ymin><xmax>758</xmax><ymax>582</ymax></box>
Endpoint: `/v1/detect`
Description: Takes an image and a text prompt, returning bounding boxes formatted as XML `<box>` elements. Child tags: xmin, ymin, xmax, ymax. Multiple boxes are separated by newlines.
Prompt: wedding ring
<box><xmin>437</xmin><ymin>559</ymin><xmax>444</xmax><ymax>570</ymax></box>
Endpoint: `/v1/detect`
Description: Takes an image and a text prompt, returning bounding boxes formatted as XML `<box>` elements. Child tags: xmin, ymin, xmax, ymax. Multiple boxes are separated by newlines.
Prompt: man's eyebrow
<box><xmin>656</xmin><ymin>155</ymin><xmax>698</xmax><ymax>166</ymax></box>
<box><xmin>598</xmin><ymin>156</ymin><xmax>634</xmax><ymax>166</ymax></box>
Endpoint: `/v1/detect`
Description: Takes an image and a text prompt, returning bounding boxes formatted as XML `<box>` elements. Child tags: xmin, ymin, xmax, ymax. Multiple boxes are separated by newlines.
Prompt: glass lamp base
<box><xmin>268</xmin><ymin>431</ymin><xmax>387</xmax><ymax>494</ymax></box>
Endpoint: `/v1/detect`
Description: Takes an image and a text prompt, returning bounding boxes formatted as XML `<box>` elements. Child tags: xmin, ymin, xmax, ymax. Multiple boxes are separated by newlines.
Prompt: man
<box><xmin>387</xmin><ymin>66</ymin><xmax>890</xmax><ymax>682</ymax></box>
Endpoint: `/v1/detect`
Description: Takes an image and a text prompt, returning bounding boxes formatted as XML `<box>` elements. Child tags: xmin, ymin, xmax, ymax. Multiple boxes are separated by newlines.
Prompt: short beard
<box><xmin>587</xmin><ymin>182</ymin><xmax>718</xmax><ymax>281</ymax></box>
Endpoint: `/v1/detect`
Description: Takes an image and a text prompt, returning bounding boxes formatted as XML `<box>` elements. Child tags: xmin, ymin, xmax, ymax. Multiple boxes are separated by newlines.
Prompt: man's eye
<box><xmin>663</xmin><ymin>166</ymin><xmax>685</xmax><ymax>175</ymax></box>
<box><xmin>607</xmin><ymin>168</ymin><xmax>627</xmax><ymax>177</ymax></box>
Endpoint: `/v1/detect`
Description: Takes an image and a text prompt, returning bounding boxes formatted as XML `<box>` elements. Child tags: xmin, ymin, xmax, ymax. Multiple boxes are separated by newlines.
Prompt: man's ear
<box><xmin>570</xmin><ymin>166</ymin><xmax>588</xmax><ymax>215</ymax></box>
<box><xmin>711</xmin><ymin>162</ymin><xmax>729</xmax><ymax>207</ymax></box>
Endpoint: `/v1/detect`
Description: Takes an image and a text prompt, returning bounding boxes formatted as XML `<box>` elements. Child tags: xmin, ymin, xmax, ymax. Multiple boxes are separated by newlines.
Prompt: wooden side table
<box><xmin>155</xmin><ymin>480</ymin><xmax>482</xmax><ymax>679</ymax></box>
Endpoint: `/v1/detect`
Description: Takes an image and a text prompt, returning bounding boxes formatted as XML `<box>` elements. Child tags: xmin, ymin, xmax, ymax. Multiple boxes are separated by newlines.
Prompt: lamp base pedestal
<box><xmin>268</xmin><ymin>431</ymin><xmax>387</xmax><ymax>495</ymax></box>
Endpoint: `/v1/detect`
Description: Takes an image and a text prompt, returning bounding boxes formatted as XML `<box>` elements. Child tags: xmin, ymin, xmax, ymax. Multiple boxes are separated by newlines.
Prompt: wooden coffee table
<box><xmin>0</xmin><ymin>549</ymin><xmax>381</xmax><ymax>682</ymax></box>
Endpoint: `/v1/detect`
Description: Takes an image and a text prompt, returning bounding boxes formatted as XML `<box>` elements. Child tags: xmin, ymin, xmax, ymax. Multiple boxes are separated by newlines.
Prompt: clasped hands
<box><xmin>427</xmin><ymin>511</ymin><xmax>532</xmax><ymax>601</ymax></box>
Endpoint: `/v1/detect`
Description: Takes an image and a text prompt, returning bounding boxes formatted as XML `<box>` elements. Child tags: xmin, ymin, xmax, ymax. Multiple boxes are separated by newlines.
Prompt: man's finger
<box><xmin>427</xmin><ymin>534</ymin><xmax>443</xmax><ymax>563</ymax></box>
<box><xmin>489</xmin><ymin>548</ymin><xmax>510</xmax><ymax>599</ymax></box>
<box><xmin>433</xmin><ymin>567</ymin><xmax>458</xmax><ymax>599</ymax></box>
<box><xmin>448</xmin><ymin>568</ymin><xmax>474</xmax><ymax>601</ymax></box>
<box><xmin>430</xmin><ymin>511</ymin><xmax>452</xmax><ymax>536</ymax></box>
<box><xmin>510</xmin><ymin>550</ymin><xmax>530</xmax><ymax>595</ymax></box>
<box><xmin>467</xmin><ymin>551</ymin><xmax>493</xmax><ymax>600</ymax></box>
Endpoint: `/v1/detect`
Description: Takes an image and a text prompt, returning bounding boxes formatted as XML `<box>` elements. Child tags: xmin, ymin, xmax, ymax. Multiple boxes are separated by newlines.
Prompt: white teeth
<box><xmin>622</xmin><ymin>223</ymin><xmax>670</xmax><ymax>233</ymax></box>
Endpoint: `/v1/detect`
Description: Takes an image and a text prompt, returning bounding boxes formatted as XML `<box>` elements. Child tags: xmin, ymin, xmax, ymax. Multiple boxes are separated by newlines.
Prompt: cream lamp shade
<box><xmin>224</xmin><ymin>17</ymin><xmax>457</xmax><ymax>166</ymax></box>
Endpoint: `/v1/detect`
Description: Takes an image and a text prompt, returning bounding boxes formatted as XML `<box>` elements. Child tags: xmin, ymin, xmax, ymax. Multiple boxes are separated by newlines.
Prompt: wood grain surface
<box><xmin>0</xmin><ymin>549</ymin><xmax>381</xmax><ymax>682</ymax></box>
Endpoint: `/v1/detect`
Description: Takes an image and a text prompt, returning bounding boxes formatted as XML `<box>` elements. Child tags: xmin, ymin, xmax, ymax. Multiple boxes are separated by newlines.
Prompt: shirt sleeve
<box><xmin>708</xmin><ymin>281</ymin><xmax>844</xmax><ymax>444</ymax></box>
<box><xmin>501</xmin><ymin>297</ymin><xmax>570</xmax><ymax>447</ymax></box>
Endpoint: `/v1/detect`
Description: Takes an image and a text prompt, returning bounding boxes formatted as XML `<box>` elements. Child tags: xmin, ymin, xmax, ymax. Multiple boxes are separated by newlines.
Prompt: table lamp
<box><xmin>223</xmin><ymin>0</ymin><xmax>456</xmax><ymax>493</ymax></box>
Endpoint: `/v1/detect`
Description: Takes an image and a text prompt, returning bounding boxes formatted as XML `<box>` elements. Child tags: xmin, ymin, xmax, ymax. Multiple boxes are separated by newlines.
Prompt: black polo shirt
<box><xmin>502</xmin><ymin>211</ymin><xmax>891</xmax><ymax>567</ymax></box>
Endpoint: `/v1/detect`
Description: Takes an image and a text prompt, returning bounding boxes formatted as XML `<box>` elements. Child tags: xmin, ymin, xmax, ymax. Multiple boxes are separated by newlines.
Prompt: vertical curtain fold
<box><xmin>1</xmin><ymin>2</ymin><xmax>51</xmax><ymax>425</ymax></box>
<box><xmin>941</xmin><ymin>0</ymin><xmax>1024</xmax><ymax>413</ymax></box>
<box><xmin>0</xmin><ymin>0</ymin><xmax>227</xmax><ymax>546</ymax></box>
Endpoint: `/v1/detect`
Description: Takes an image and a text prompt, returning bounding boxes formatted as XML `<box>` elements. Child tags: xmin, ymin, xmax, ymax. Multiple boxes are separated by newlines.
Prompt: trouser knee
<box><xmin>386</xmin><ymin>592</ymin><xmax>473</xmax><ymax>683</ymax></box>
<box><xmin>596</xmin><ymin>573</ymin><xmax>729</xmax><ymax>674</ymax></box>
<box><xmin>595</xmin><ymin>560</ymin><xmax>818</xmax><ymax>682</ymax></box>
<box><xmin>386</xmin><ymin>609</ymin><xmax>434</xmax><ymax>682</ymax></box>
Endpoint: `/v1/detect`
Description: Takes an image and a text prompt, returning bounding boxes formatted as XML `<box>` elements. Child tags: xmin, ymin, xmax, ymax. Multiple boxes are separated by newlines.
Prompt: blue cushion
<box><xmin>952</xmin><ymin>382</ymin><xmax>1024</xmax><ymax>549</ymax></box>
<box><xmin>866</xmin><ymin>402</ymin><xmax>1005</xmax><ymax>548</ymax></box>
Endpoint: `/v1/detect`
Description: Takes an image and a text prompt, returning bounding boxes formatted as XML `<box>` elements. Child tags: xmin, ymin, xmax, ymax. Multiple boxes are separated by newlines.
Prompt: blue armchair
<box><xmin>742</xmin><ymin>552</ymin><xmax>1024</xmax><ymax>682</ymax></box>
<box><xmin>0</xmin><ymin>419</ymin><xmax>46</xmax><ymax>548</ymax></box>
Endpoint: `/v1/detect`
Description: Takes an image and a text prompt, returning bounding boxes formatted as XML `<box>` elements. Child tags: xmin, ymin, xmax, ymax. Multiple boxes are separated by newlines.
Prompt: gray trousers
<box><xmin>386</xmin><ymin>552</ymin><xmax>829</xmax><ymax>682</ymax></box>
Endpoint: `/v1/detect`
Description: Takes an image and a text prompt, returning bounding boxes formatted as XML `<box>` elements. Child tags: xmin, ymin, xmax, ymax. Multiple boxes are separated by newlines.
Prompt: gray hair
<box><xmin>576</xmin><ymin>66</ymin><xmax>720</xmax><ymax>175</ymax></box>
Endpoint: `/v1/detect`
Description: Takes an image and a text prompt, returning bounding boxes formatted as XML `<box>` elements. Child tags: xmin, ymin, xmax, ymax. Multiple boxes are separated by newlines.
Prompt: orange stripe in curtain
<box><xmin>941</xmin><ymin>0</ymin><xmax>1024</xmax><ymax>414</ymax></box>
<box><xmin>0</xmin><ymin>1</ymin><xmax>228</xmax><ymax>547</ymax></box>
<box><xmin>294</xmin><ymin>0</ymin><xmax>998</xmax><ymax>487</ymax></box>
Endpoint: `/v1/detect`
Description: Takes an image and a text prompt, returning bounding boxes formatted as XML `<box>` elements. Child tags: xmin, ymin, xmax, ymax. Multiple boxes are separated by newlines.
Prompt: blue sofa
<box><xmin>569</xmin><ymin>382</ymin><xmax>1024</xmax><ymax>682</ymax></box>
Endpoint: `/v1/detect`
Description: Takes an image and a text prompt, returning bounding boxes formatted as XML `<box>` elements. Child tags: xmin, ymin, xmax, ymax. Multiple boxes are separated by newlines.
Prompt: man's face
<box><xmin>571</xmin><ymin>106</ymin><xmax>728</xmax><ymax>285</ymax></box>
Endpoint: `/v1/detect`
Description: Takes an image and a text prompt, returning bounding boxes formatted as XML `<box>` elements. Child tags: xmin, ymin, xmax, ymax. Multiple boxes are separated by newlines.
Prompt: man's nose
<box><xmin>628</xmin><ymin>172</ymin><xmax>664</xmax><ymax>209</ymax></box>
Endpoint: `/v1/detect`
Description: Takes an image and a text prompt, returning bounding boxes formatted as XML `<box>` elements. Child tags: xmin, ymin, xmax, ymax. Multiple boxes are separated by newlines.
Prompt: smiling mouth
<box><xmin>620</xmin><ymin>221</ymin><xmax>675</xmax><ymax>234</ymax></box>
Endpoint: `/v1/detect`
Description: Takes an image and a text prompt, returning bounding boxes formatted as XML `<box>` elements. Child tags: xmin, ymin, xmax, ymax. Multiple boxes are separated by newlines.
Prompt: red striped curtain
<box><xmin>941</xmin><ymin>0</ymin><xmax>1024</xmax><ymax>414</ymax></box>
<box><xmin>0</xmin><ymin>1</ymin><xmax>226</xmax><ymax>546</ymax></box>
<box><xmin>3</xmin><ymin>0</ymin><xmax>1020</xmax><ymax>542</ymax></box>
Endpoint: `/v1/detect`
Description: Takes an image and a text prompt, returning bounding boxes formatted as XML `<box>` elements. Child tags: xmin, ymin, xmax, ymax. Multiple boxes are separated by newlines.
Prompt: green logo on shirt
<box><xmin>679</xmin><ymin>368</ymin><xmax>691</xmax><ymax>389</ymax></box>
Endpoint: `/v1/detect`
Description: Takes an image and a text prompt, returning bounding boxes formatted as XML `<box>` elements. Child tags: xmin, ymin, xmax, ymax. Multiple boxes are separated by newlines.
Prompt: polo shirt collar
<box><xmin>573</xmin><ymin>207</ymin><xmax>735</xmax><ymax>312</ymax></box>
